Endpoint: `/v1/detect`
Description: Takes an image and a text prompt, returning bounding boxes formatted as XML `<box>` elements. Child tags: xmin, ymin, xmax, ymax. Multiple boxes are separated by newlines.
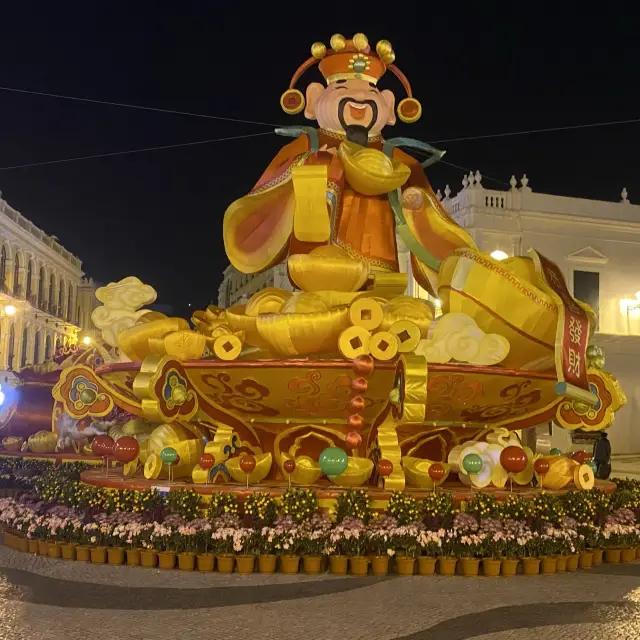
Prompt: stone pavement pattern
<box><xmin>1</xmin><ymin>546</ymin><xmax>640</xmax><ymax>639</ymax></box>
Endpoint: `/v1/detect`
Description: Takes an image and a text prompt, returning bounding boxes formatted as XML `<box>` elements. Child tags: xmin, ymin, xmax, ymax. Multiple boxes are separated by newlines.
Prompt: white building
<box><xmin>0</xmin><ymin>196</ymin><xmax>98</xmax><ymax>371</ymax></box>
<box><xmin>217</xmin><ymin>173</ymin><xmax>640</xmax><ymax>453</ymax></box>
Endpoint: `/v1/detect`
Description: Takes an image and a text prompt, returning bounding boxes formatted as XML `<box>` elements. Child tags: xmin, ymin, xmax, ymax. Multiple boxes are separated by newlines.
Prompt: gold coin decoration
<box><xmin>213</xmin><ymin>334</ymin><xmax>242</xmax><ymax>361</ymax></box>
<box><xmin>388</xmin><ymin>320</ymin><xmax>421</xmax><ymax>353</ymax></box>
<box><xmin>574</xmin><ymin>463</ymin><xmax>595</xmax><ymax>490</ymax></box>
<box><xmin>349</xmin><ymin>298</ymin><xmax>383</xmax><ymax>331</ymax></box>
<box><xmin>338</xmin><ymin>326</ymin><xmax>371</xmax><ymax>359</ymax></box>
<box><xmin>370</xmin><ymin>331</ymin><xmax>399</xmax><ymax>361</ymax></box>
<box><xmin>144</xmin><ymin>453</ymin><xmax>162</xmax><ymax>480</ymax></box>
<box><xmin>123</xmin><ymin>458</ymin><xmax>139</xmax><ymax>478</ymax></box>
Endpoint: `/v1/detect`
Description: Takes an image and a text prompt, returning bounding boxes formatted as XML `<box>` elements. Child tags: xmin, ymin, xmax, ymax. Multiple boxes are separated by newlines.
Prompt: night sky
<box><xmin>0</xmin><ymin>5</ymin><xmax>638</xmax><ymax>318</ymax></box>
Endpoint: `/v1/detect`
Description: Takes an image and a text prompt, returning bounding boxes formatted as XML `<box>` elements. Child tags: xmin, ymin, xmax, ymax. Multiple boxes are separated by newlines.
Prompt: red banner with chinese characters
<box><xmin>529</xmin><ymin>250</ymin><xmax>591</xmax><ymax>392</ymax></box>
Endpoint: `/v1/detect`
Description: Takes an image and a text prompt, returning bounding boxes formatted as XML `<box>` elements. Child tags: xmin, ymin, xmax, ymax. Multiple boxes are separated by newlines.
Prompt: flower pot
<box><xmin>47</xmin><ymin>542</ymin><xmax>62</xmax><ymax>559</ymax></box>
<box><xmin>371</xmin><ymin>555</ymin><xmax>390</xmax><ymax>576</ymax></box>
<box><xmin>541</xmin><ymin>556</ymin><xmax>557</xmax><ymax>574</ymax></box>
<box><xmin>460</xmin><ymin>557</ymin><xmax>480</xmax><ymax>577</ymax></box>
<box><xmin>635</xmin><ymin>547</ymin><xmax>640</xmax><ymax>560</ymax></box>
<box><xmin>438</xmin><ymin>556</ymin><xmax>457</xmax><ymax>576</ymax></box>
<box><xmin>90</xmin><ymin>547</ymin><xmax>107</xmax><ymax>564</ymax></box>
<box><xmin>280</xmin><ymin>555</ymin><xmax>301</xmax><ymax>575</ymax></box>
<box><xmin>482</xmin><ymin>558</ymin><xmax>501</xmax><ymax>577</ymax></box>
<box><xmin>61</xmin><ymin>544</ymin><xmax>76</xmax><ymax>561</ymax></box>
<box><xmin>605</xmin><ymin>548</ymin><xmax>621</xmax><ymax>564</ymax></box>
<box><xmin>178</xmin><ymin>552</ymin><xmax>196</xmax><ymax>571</ymax></box>
<box><xmin>107</xmin><ymin>547</ymin><xmax>125</xmax><ymax>565</ymax></box>
<box><xmin>579</xmin><ymin>550</ymin><xmax>593</xmax><ymax>569</ymax></box>
<box><xmin>28</xmin><ymin>539</ymin><xmax>39</xmax><ymax>554</ymax></box>
<box><xmin>349</xmin><ymin>555</ymin><xmax>369</xmax><ymax>577</ymax></box>
<box><xmin>216</xmin><ymin>554</ymin><xmax>235</xmax><ymax>573</ymax></box>
<box><xmin>418</xmin><ymin>556</ymin><xmax>437</xmax><ymax>576</ymax></box>
<box><xmin>140</xmin><ymin>549</ymin><xmax>157</xmax><ymax>568</ymax></box>
<box><xmin>563</xmin><ymin>554</ymin><xmax>578</xmax><ymax>571</ymax></box>
<box><xmin>236</xmin><ymin>555</ymin><xmax>255</xmax><ymax>574</ymax></box>
<box><xmin>501</xmin><ymin>558</ymin><xmax>519</xmax><ymax>577</ymax></box>
<box><xmin>591</xmin><ymin>549</ymin><xmax>604</xmax><ymax>566</ymax></box>
<box><xmin>556</xmin><ymin>556</ymin><xmax>567</xmax><ymax>572</ymax></box>
<box><xmin>303</xmin><ymin>555</ymin><xmax>323</xmax><ymax>575</ymax></box>
<box><xmin>126</xmin><ymin>549</ymin><xmax>141</xmax><ymax>566</ymax></box>
<box><xmin>75</xmin><ymin>545</ymin><xmax>91</xmax><ymax>562</ymax></box>
<box><xmin>197</xmin><ymin>553</ymin><xmax>214</xmax><ymax>572</ymax></box>
<box><xmin>158</xmin><ymin>551</ymin><xmax>176</xmax><ymax>570</ymax></box>
<box><xmin>258</xmin><ymin>554</ymin><xmax>277</xmax><ymax>574</ymax></box>
<box><xmin>395</xmin><ymin>556</ymin><xmax>416</xmax><ymax>576</ymax></box>
<box><xmin>329</xmin><ymin>555</ymin><xmax>348</xmax><ymax>575</ymax></box>
<box><xmin>37</xmin><ymin>540</ymin><xmax>48</xmax><ymax>556</ymax></box>
<box><xmin>522</xmin><ymin>557</ymin><xmax>540</xmax><ymax>576</ymax></box>
<box><xmin>16</xmin><ymin>537</ymin><xmax>28</xmax><ymax>553</ymax></box>
<box><xmin>621</xmin><ymin>548</ymin><xmax>636</xmax><ymax>563</ymax></box>
<box><xmin>3</xmin><ymin>533</ymin><xmax>14</xmax><ymax>549</ymax></box>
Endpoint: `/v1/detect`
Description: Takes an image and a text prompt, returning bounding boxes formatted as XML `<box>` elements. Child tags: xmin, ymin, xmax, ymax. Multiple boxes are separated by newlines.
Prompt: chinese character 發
<box><xmin>569</xmin><ymin>316</ymin><xmax>583</xmax><ymax>346</ymax></box>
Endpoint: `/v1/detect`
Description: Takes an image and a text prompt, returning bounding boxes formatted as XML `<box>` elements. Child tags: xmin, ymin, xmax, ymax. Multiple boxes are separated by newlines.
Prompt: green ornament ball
<box><xmin>79</xmin><ymin>388</ymin><xmax>96</xmax><ymax>405</ymax></box>
<box><xmin>318</xmin><ymin>447</ymin><xmax>349</xmax><ymax>477</ymax></box>
<box><xmin>550</xmin><ymin>447</ymin><xmax>562</xmax><ymax>456</ymax></box>
<box><xmin>160</xmin><ymin>447</ymin><xmax>178</xmax><ymax>465</ymax></box>
<box><xmin>462</xmin><ymin>453</ymin><xmax>483</xmax><ymax>475</ymax></box>
<box><xmin>587</xmin><ymin>461</ymin><xmax>598</xmax><ymax>474</ymax></box>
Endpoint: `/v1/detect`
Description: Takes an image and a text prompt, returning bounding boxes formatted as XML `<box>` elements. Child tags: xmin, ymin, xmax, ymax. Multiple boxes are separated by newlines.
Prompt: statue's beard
<box><xmin>338</xmin><ymin>98</ymin><xmax>378</xmax><ymax>146</ymax></box>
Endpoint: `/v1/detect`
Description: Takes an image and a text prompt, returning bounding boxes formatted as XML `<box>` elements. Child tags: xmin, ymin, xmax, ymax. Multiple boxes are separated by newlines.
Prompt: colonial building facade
<box><xmin>0</xmin><ymin>196</ymin><xmax>98</xmax><ymax>371</ymax></box>
<box><xmin>217</xmin><ymin>174</ymin><xmax>640</xmax><ymax>452</ymax></box>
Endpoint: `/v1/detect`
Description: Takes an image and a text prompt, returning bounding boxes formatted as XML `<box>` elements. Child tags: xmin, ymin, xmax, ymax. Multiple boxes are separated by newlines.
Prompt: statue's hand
<box><xmin>402</xmin><ymin>187</ymin><xmax>424</xmax><ymax>210</ymax></box>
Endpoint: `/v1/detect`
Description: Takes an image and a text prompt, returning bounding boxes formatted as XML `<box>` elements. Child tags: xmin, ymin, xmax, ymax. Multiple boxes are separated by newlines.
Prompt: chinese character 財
<box><xmin>568</xmin><ymin>347</ymin><xmax>581</xmax><ymax>378</ymax></box>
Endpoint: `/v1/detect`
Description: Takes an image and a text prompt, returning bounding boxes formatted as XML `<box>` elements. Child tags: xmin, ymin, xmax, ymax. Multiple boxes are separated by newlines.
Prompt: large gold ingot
<box><xmin>226</xmin><ymin>452</ymin><xmax>272</xmax><ymax>484</ymax></box>
<box><xmin>338</xmin><ymin>141</ymin><xmax>411</xmax><ymax>195</ymax></box>
<box><xmin>288</xmin><ymin>246</ymin><xmax>369</xmax><ymax>293</ymax></box>
<box><xmin>27</xmin><ymin>431</ymin><xmax>58</xmax><ymax>453</ymax></box>
<box><xmin>225</xmin><ymin>305</ymin><xmax>270</xmax><ymax>350</ymax></box>
<box><xmin>438</xmin><ymin>250</ymin><xmax>557</xmax><ymax>369</ymax></box>
<box><xmin>535</xmin><ymin>455</ymin><xmax>579</xmax><ymax>490</ymax></box>
<box><xmin>402</xmin><ymin>457</ymin><xmax>450</xmax><ymax>489</ymax></box>
<box><xmin>380</xmin><ymin>296</ymin><xmax>434</xmax><ymax>338</ymax></box>
<box><xmin>147</xmin><ymin>423</ymin><xmax>203</xmax><ymax>479</ymax></box>
<box><xmin>279</xmin><ymin>454</ymin><xmax>324</xmax><ymax>486</ymax></box>
<box><xmin>256</xmin><ymin>306</ymin><xmax>350</xmax><ymax>357</ymax></box>
<box><xmin>118</xmin><ymin>318</ymin><xmax>190</xmax><ymax>361</ymax></box>
<box><xmin>245</xmin><ymin>288</ymin><xmax>292</xmax><ymax>316</ymax></box>
<box><xmin>282</xmin><ymin>292</ymin><xmax>330</xmax><ymax>314</ymax></box>
<box><xmin>329</xmin><ymin>457</ymin><xmax>374</xmax><ymax>487</ymax></box>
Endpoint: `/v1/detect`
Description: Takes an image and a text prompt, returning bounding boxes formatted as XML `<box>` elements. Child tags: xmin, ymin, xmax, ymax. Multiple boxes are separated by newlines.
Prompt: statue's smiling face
<box><xmin>305</xmin><ymin>79</ymin><xmax>396</xmax><ymax>141</ymax></box>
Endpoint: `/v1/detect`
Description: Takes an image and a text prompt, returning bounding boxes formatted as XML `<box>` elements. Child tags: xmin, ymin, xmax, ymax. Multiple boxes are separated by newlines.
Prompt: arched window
<box><xmin>38</xmin><ymin>267</ymin><xmax>45</xmax><ymax>306</ymax></box>
<box><xmin>48</xmin><ymin>274</ymin><xmax>55</xmax><ymax>308</ymax></box>
<box><xmin>54</xmin><ymin>335</ymin><xmax>60</xmax><ymax>353</ymax></box>
<box><xmin>45</xmin><ymin>334</ymin><xmax>52</xmax><ymax>360</ymax></box>
<box><xmin>0</xmin><ymin>246</ymin><xmax>7</xmax><ymax>285</ymax></box>
<box><xmin>7</xmin><ymin>323</ymin><xmax>15</xmax><ymax>370</ymax></box>
<box><xmin>26</xmin><ymin>260</ymin><xmax>33</xmax><ymax>298</ymax></box>
<box><xmin>67</xmin><ymin>285</ymin><xmax>73</xmax><ymax>321</ymax></box>
<box><xmin>58</xmin><ymin>280</ymin><xmax>65</xmax><ymax>316</ymax></box>
<box><xmin>76</xmin><ymin>307</ymin><xmax>80</xmax><ymax>326</ymax></box>
<box><xmin>34</xmin><ymin>330</ymin><xmax>41</xmax><ymax>364</ymax></box>
<box><xmin>20</xmin><ymin>327</ymin><xmax>29</xmax><ymax>368</ymax></box>
<box><xmin>13</xmin><ymin>254</ymin><xmax>20</xmax><ymax>296</ymax></box>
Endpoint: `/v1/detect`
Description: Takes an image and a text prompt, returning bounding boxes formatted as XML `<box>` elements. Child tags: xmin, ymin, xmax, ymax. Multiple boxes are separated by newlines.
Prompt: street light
<box><xmin>82</xmin><ymin>336</ymin><xmax>91</xmax><ymax>345</ymax></box>
<box><xmin>490</xmin><ymin>250</ymin><xmax>509</xmax><ymax>261</ymax></box>
<box><xmin>4</xmin><ymin>305</ymin><xmax>16</xmax><ymax>316</ymax></box>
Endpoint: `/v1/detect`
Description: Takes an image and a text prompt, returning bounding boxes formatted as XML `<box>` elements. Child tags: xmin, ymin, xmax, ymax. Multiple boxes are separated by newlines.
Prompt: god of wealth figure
<box><xmin>223</xmin><ymin>32</ymin><xmax>476</xmax><ymax>296</ymax></box>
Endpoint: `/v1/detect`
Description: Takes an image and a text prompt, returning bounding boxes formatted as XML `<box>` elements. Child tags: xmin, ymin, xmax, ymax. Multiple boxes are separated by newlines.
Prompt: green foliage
<box><xmin>281</xmin><ymin>488</ymin><xmax>318</xmax><ymax>523</ymax></box>
<box><xmin>497</xmin><ymin>495</ymin><xmax>529</xmax><ymax>520</ymax></box>
<box><xmin>207</xmin><ymin>492</ymin><xmax>239</xmax><ymax>519</ymax></box>
<box><xmin>334</xmin><ymin>489</ymin><xmax>371</xmax><ymax>524</ymax></box>
<box><xmin>387</xmin><ymin>492</ymin><xmax>422</xmax><ymax>524</ymax></box>
<box><xmin>166</xmin><ymin>489</ymin><xmax>201</xmax><ymax>520</ymax></box>
<box><xmin>464</xmin><ymin>492</ymin><xmax>500</xmax><ymax>519</ymax></box>
<box><xmin>243</xmin><ymin>492</ymin><xmax>277</xmax><ymax>526</ymax></box>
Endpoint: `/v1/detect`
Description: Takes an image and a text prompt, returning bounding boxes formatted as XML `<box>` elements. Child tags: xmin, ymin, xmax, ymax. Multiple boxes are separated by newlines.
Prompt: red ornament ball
<box><xmin>533</xmin><ymin>458</ymin><xmax>550</xmax><ymax>475</ymax></box>
<box><xmin>239</xmin><ymin>455</ymin><xmax>256</xmax><ymax>474</ymax></box>
<box><xmin>347</xmin><ymin>414</ymin><xmax>365</xmax><ymax>431</ymax></box>
<box><xmin>571</xmin><ymin>450</ymin><xmax>591</xmax><ymax>464</ymax></box>
<box><xmin>112</xmin><ymin>436</ymin><xmax>139</xmax><ymax>464</ymax></box>
<box><xmin>428</xmin><ymin>463</ymin><xmax>446</xmax><ymax>482</ymax></box>
<box><xmin>377</xmin><ymin>459</ymin><xmax>394</xmax><ymax>477</ymax></box>
<box><xmin>352</xmin><ymin>354</ymin><xmax>375</xmax><ymax>377</ymax></box>
<box><xmin>283</xmin><ymin>459</ymin><xmax>296</xmax><ymax>474</ymax></box>
<box><xmin>199</xmin><ymin>453</ymin><xmax>215</xmax><ymax>470</ymax></box>
<box><xmin>349</xmin><ymin>395</ymin><xmax>366</xmax><ymax>413</ymax></box>
<box><xmin>351</xmin><ymin>377</ymin><xmax>368</xmax><ymax>394</ymax></box>
<box><xmin>91</xmin><ymin>435</ymin><xmax>114</xmax><ymax>458</ymax></box>
<box><xmin>345</xmin><ymin>431</ymin><xmax>362</xmax><ymax>450</ymax></box>
<box><xmin>500</xmin><ymin>446</ymin><xmax>528</xmax><ymax>474</ymax></box>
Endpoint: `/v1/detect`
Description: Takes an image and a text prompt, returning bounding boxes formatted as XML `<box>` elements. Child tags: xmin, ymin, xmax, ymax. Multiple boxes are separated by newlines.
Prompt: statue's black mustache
<box><xmin>337</xmin><ymin>97</ymin><xmax>378</xmax><ymax>142</ymax></box>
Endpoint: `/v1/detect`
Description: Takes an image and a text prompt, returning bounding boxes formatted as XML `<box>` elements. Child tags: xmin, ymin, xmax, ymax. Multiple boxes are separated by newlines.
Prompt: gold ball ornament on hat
<box><xmin>330</xmin><ymin>33</ymin><xmax>346</xmax><ymax>51</ymax></box>
<box><xmin>311</xmin><ymin>42</ymin><xmax>327</xmax><ymax>59</ymax></box>
<box><xmin>352</xmin><ymin>33</ymin><xmax>369</xmax><ymax>51</ymax></box>
<box><xmin>376</xmin><ymin>40</ymin><xmax>393</xmax><ymax>58</ymax></box>
<box><xmin>280</xmin><ymin>88</ymin><xmax>305</xmax><ymax>115</ymax></box>
<box><xmin>397</xmin><ymin>97</ymin><xmax>422</xmax><ymax>123</ymax></box>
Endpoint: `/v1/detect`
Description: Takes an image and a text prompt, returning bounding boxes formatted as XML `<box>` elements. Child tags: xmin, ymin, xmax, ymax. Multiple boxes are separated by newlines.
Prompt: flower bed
<box><xmin>1</xmin><ymin>476</ymin><xmax>640</xmax><ymax>576</ymax></box>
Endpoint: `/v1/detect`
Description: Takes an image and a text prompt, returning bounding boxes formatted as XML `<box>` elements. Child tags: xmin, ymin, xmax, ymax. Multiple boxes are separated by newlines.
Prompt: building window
<box><xmin>67</xmin><ymin>286</ymin><xmax>73</xmax><ymax>321</ymax></box>
<box><xmin>26</xmin><ymin>260</ymin><xmax>33</xmax><ymax>298</ymax></box>
<box><xmin>0</xmin><ymin>246</ymin><xmax>6</xmax><ymax>285</ymax></box>
<box><xmin>45</xmin><ymin>334</ymin><xmax>52</xmax><ymax>360</ymax></box>
<box><xmin>58</xmin><ymin>280</ymin><xmax>65</xmax><ymax>316</ymax></box>
<box><xmin>573</xmin><ymin>270</ymin><xmax>600</xmax><ymax>329</ymax></box>
<box><xmin>21</xmin><ymin>327</ymin><xmax>28</xmax><ymax>368</ymax></box>
<box><xmin>38</xmin><ymin>267</ymin><xmax>45</xmax><ymax>306</ymax></box>
<box><xmin>34</xmin><ymin>330</ymin><xmax>41</xmax><ymax>364</ymax></box>
<box><xmin>7</xmin><ymin>323</ymin><xmax>15</xmax><ymax>370</ymax></box>
<box><xmin>48</xmin><ymin>274</ymin><xmax>55</xmax><ymax>307</ymax></box>
<box><xmin>13</xmin><ymin>254</ymin><xmax>20</xmax><ymax>296</ymax></box>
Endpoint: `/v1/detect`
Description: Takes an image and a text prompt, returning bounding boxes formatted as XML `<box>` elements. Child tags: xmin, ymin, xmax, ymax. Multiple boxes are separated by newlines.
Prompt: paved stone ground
<box><xmin>1</xmin><ymin>546</ymin><xmax>640</xmax><ymax>639</ymax></box>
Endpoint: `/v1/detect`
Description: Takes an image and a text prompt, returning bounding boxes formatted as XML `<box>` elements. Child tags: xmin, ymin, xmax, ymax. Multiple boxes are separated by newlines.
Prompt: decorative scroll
<box><xmin>53</xmin><ymin>366</ymin><xmax>115</xmax><ymax>419</ymax></box>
